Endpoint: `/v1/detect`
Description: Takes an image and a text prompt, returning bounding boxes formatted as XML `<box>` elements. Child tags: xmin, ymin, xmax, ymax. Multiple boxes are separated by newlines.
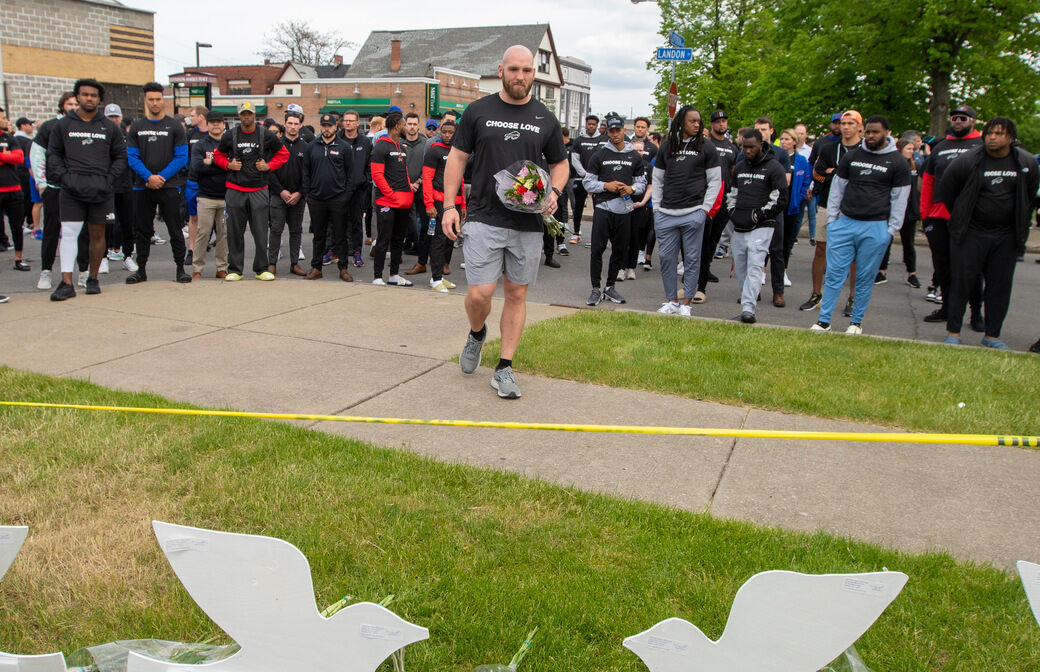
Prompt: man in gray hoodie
<box><xmin>582</xmin><ymin>113</ymin><xmax>646</xmax><ymax>306</ymax></box>
<box><xmin>811</xmin><ymin>115</ymin><xmax>911</xmax><ymax>334</ymax></box>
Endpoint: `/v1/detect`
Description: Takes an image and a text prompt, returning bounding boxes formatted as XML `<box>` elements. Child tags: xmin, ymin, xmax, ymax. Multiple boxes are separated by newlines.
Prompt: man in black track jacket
<box><xmin>302</xmin><ymin>113</ymin><xmax>354</xmax><ymax>282</ymax></box>
<box><xmin>267</xmin><ymin>111</ymin><xmax>308</xmax><ymax>276</ymax></box>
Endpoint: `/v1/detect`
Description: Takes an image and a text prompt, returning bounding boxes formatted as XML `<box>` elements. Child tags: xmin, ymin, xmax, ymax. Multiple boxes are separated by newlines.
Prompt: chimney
<box><xmin>333</xmin><ymin>54</ymin><xmax>343</xmax><ymax>66</ymax></box>
<box><xmin>390</xmin><ymin>38</ymin><xmax>401</xmax><ymax>73</ymax></box>
<box><xmin>264</xmin><ymin>58</ymin><xmax>271</xmax><ymax>66</ymax></box>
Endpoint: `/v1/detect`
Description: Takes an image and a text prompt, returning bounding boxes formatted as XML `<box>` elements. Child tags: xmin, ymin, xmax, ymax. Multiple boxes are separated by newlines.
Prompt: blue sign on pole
<box><xmin>669</xmin><ymin>31</ymin><xmax>685</xmax><ymax>48</ymax></box>
<box><xmin>656</xmin><ymin>47</ymin><xmax>693</xmax><ymax>62</ymax></box>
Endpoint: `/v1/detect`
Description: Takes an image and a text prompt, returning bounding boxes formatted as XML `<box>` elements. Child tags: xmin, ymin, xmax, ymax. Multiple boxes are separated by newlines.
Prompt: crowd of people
<box><xmin>2</xmin><ymin>68</ymin><xmax>1039</xmax><ymax>380</ymax></box>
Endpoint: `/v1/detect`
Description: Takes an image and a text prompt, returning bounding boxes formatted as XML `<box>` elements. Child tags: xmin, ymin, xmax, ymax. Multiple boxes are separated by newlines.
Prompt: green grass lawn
<box><xmin>480</xmin><ymin>311</ymin><xmax>1040</xmax><ymax>436</ymax></box>
<box><xmin>0</xmin><ymin>368</ymin><xmax>1038</xmax><ymax>671</ymax></box>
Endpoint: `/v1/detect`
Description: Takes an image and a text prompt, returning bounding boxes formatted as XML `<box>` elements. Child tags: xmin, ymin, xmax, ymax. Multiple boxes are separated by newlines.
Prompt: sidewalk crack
<box><xmin>707</xmin><ymin>407</ymin><xmax>751</xmax><ymax>511</ymax></box>
<box><xmin>303</xmin><ymin>361</ymin><xmax>448</xmax><ymax>429</ymax></box>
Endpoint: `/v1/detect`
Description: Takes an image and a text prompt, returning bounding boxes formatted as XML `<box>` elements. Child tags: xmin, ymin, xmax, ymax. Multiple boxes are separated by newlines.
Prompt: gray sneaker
<box><xmin>602</xmin><ymin>286</ymin><xmax>626</xmax><ymax>304</ymax></box>
<box><xmin>586</xmin><ymin>288</ymin><xmax>602</xmax><ymax>306</ymax></box>
<box><xmin>491</xmin><ymin>366</ymin><xmax>522</xmax><ymax>398</ymax></box>
<box><xmin>459</xmin><ymin>330</ymin><xmax>485</xmax><ymax>374</ymax></box>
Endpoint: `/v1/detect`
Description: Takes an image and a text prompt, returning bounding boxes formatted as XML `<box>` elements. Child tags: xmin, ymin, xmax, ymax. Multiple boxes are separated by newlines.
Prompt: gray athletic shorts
<box><xmin>462</xmin><ymin>220</ymin><xmax>543</xmax><ymax>287</ymax></box>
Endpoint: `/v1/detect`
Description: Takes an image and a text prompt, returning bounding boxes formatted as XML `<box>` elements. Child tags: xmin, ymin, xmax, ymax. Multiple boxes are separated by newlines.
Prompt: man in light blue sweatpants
<box><xmin>812</xmin><ymin>115</ymin><xmax>911</xmax><ymax>334</ymax></box>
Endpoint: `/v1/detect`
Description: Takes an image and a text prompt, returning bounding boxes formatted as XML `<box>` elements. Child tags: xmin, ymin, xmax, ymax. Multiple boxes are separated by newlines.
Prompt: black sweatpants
<box><xmin>880</xmin><ymin>217</ymin><xmax>917</xmax><ymax>273</ymax></box>
<box><xmin>134</xmin><ymin>188</ymin><xmax>187</xmax><ymax>269</ymax></box>
<box><xmin>268</xmin><ymin>197</ymin><xmax>306</xmax><ymax>271</ymax></box>
<box><xmin>946</xmin><ymin>227</ymin><xmax>1017</xmax><ymax>337</ymax></box>
<box><xmin>590</xmin><ymin>208</ymin><xmax>630</xmax><ymax>289</ymax></box>
<box><xmin>924</xmin><ymin>216</ymin><xmax>981</xmax><ymax>310</ymax></box>
<box><xmin>768</xmin><ymin>217</ymin><xmax>786</xmax><ymax>295</ymax></box>
<box><xmin>626</xmin><ymin>204</ymin><xmax>652</xmax><ymax>269</ymax></box>
<box><xmin>572</xmin><ymin>182</ymin><xmax>588</xmax><ymax>235</ymax></box>
<box><xmin>223</xmin><ymin>188</ymin><xmax>269</xmax><ymax>275</ymax></box>
<box><xmin>307</xmin><ymin>194</ymin><xmax>347</xmax><ymax>270</ymax></box>
<box><xmin>347</xmin><ymin>186</ymin><xmax>367</xmax><ymax>256</ymax></box>
<box><xmin>0</xmin><ymin>190</ymin><xmax>24</xmax><ymax>252</ymax></box>
<box><xmin>698</xmin><ymin>205</ymin><xmax>730</xmax><ymax>292</ymax></box>
<box><xmin>110</xmin><ymin>191</ymin><xmax>134</xmax><ymax>255</ymax></box>
<box><xmin>429</xmin><ymin>201</ymin><xmax>455</xmax><ymax>282</ymax></box>
<box><xmin>373</xmin><ymin>206</ymin><xmax>410</xmax><ymax>278</ymax></box>
<box><xmin>41</xmin><ymin>187</ymin><xmax>87</xmax><ymax>271</ymax></box>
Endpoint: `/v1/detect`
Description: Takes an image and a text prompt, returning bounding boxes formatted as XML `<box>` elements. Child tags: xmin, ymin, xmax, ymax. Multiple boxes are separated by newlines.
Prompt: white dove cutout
<box><xmin>1016</xmin><ymin>561</ymin><xmax>1040</xmax><ymax>627</ymax></box>
<box><xmin>623</xmin><ymin>569</ymin><xmax>908</xmax><ymax>672</ymax></box>
<box><xmin>126</xmin><ymin>521</ymin><xmax>429</xmax><ymax>672</ymax></box>
<box><xmin>0</xmin><ymin>526</ymin><xmax>69</xmax><ymax>672</ymax></box>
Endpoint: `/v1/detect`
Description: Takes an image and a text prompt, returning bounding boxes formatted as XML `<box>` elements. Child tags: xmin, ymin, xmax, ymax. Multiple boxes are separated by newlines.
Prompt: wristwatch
<box><xmin>552</xmin><ymin>187</ymin><xmax>563</xmax><ymax>198</ymax></box>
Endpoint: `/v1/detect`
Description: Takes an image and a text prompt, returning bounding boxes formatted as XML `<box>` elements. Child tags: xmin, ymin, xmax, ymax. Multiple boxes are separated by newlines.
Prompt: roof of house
<box><xmin>348</xmin><ymin>24</ymin><xmax>558</xmax><ymax>80</ymax></box>
<box><xmin>200</xmin><ymin>64</ymin><xmax>285</xmax><ymax>95</ymax></box>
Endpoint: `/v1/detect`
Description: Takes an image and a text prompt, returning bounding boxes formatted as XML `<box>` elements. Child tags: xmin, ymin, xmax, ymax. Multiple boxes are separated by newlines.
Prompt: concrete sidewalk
<box><xmin>0</xmin><ymin>279</ymin><xmax>1036</xmax><ymax>570</ymax></box>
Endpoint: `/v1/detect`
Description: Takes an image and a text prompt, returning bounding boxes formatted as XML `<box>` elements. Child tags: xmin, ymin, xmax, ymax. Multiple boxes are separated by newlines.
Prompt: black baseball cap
<box><xmin>710</xmin><ymin>109</ymin><xmax>727</xmax><ymax>121</ymax></box>
<box><xmin>605</xmin><ymin>114</ymin><xmax>624</xmax><ymax>130</ymax></box>
<box><xmin>319</xmin><ymin>113</ymin><xmax>336</xmax><ymax>126</ymax></box>
<box><xmin>15</xmin><ymin>117</ymin><xmax>34</xmax><ymax>127</ymax></box>
<box><xmin>205</xmin><ymin>110</ymin><xmax>224</xmax><ymax>122</ymax></box>
<box><xmin>951</xmin><ymin>105</ymin><xmax>976</xmax><ymax>119</ymax></box>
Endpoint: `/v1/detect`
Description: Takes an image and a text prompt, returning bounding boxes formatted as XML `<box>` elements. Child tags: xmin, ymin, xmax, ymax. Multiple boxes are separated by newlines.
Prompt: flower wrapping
<box><xmin>492</xmin><ymin>161</ymin><xmax>571</xmax><ymax>238</ymax></box>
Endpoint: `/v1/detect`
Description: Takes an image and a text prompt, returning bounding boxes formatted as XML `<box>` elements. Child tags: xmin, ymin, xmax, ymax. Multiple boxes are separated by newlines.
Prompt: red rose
<box><xmin>517</xmin><ymin>185</ymin><xmax>527</xmax><ymax>195</ymax></box>
<box><xmin>536</xmin><ymin>180</ymin><xmax>544</xmax><ymax>190</ymax></box>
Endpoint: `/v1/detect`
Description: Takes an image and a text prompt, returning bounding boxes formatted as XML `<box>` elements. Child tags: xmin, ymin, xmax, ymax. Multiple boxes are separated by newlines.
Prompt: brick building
<box><xmin>0</xmin><ymin>0</ymin><xmax>154</xmax><ymax>124</ymax></box>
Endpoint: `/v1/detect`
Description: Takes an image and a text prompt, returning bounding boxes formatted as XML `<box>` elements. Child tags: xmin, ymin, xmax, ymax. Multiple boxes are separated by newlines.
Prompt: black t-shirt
<box><xmin>586</xmin><ymin>145</ymin><xmax>645</xmax><ymax>207</ymax></box>
<box><xmin>925</xmin><ymin>135</ymin><xmax>983</xmax><ymax>184</ymax></box>
<box><xmin>571</xmin><ymin>133</ymin><xmax>606</xmax><ymax>170</ymax></box>
<box><xmin>707</xmin><ymin>135</ymin><xmax>739</xmax><ymax>191</ymax></box>
<box><xmin>655</xmin><ymin>136</ymin><xmax>720</xmax><ymax>210</ymax></box>
<box><xmin>127</xmin><ymin>116</ymin><xmax>188</xmax><ymax>189</ymax></box>
<box><xmin>835</xmin><ymin>146</ymin><xmax>912</xmax><ymax>221</ymax></box>
<box><xmin>815</xmin><ymin>140</ymin><xmax>859</xmax><ymax>203</ymax></box>
<box><xmin>453</xmin><ymin>93</ymin><xmax>567</xmax><ymax>232</ymax></box>
<box><xmin>971</xmin><ymin>153</ymin><xmax>1018</xmax><ymax>231</ymax></box>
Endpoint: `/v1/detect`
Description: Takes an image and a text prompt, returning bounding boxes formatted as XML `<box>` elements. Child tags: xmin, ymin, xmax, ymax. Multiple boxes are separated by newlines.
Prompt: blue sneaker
<box><xmin>981</xmin><ymin>337</ymin><xmax>1010</xmax><ymax>350</ymax></box>
<box><xmin>943</xmin><ymin>336</ymin><xmax>961</xmax><ymax>345</ymax></box>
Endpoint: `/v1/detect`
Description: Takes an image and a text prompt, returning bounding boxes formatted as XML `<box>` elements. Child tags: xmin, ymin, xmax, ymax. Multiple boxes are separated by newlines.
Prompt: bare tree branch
<box><xmin>257</xmin><ymin>20</ymin><xmax>356</xmax><ymax>65</ymax></box>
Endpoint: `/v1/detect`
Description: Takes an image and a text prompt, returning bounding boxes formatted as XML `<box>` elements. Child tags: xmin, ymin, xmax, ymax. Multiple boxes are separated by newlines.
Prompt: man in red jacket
<box><xmin>370</xmin><ymin>110</ymin><xmax>414</xmax><ymax>286</ymax></box>
<box><xmin>421</xmin><ymin>119</ymin><xmax>466</xmax><ymax>292</ymax></box>
<box><xmin>920</xmin><ymin>104</ymin><xmax>984</xmax><ymax>328</ymax></box>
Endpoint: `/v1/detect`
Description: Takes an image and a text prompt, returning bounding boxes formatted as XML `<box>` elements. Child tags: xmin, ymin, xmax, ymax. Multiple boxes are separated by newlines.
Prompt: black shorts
<box><xmin>59</xmin><ymin>190</ymin><xmax>115</xmax><ymax>225</ymax></box>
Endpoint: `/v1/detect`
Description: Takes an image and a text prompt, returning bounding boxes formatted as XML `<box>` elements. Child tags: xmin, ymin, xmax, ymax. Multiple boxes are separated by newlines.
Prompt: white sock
<box><xmin>59</xmin><ymin>221</ymin><xmax>84</xmax><ymax>274</ymax></box>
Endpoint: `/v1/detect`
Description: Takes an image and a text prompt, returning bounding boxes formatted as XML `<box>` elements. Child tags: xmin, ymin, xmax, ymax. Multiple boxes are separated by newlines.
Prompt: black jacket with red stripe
<box><xmin>0</xmin><ymin>132</ymin><xmax>25</xmax><ymax>193</ymax></box>
<box><xmin>422</xmin><ymin>140</ymin><xmax>465</xmax><ymax>210</ymax></box>
<box><xmin>371</xmin><ymin>135</ymin><xmax>413</xmax><ymax>209</ymax></box>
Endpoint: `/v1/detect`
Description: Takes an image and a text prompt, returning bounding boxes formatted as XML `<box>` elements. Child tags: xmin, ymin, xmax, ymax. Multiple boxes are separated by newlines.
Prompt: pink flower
<box><xmin>522</xmin><ymin>190</ymin><xmax>538</xmax><ymax>205</ymax></box>
<box><xmin>518</xmin><ymin>167</ymin><xmax>529</xmax><ymax>178</ymax></box>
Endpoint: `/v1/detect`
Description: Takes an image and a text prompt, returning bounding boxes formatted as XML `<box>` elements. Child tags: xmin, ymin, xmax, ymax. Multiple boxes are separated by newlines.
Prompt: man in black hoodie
<box><xmin>267</xmin><ymin>110</ymin><xmax>308</xmax><ymax>276</ymax></box>
<box><xmin>727</xmin><ymin>129</ymin><xmax>788</xmax><ymax>323</ymax></box>
<box><xmin>338</xmin><ymin>110</ymin><xmax>372</xmax><ymax>267</ymax></box>
<box><xmin>45</xmin><ymin>78</ymin><xmax>127</xmax><ymax>300</ymax></box>
<box><xmin>302</xmin><ymin>113</ymin><xmax>354</xmax><ymax>282</ymax></box>
<box><xmin>937</xmin><ymin>116</ymin><xmax>1039</xmax><ymax>349</ymax></box>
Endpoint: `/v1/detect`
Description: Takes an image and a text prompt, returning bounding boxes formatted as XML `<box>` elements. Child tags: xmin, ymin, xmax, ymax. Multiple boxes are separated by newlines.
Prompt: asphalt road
<box><xmin>6</xmin><ymin>211</ymin><xmax>1040</xmax><ymax>352</ymax></box>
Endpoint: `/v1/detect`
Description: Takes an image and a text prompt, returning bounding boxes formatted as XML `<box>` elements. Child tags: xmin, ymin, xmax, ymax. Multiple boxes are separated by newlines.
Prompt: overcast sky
<box><xmin>128</xmin><ymin>0</ymin><xmax>664</xmax><ymax>119</ymax></box>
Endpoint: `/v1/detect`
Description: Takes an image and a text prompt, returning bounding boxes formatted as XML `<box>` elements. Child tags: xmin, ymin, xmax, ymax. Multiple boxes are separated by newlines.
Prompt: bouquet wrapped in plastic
<box><xmin>471</xmin><ymin>628</ymin><xmax>537</xmax><ymax>672</ymax></box>
<box><xmin>493</xmin><ymin>161</ymin><xmax>570</xmax><ymax>239</ymax></box>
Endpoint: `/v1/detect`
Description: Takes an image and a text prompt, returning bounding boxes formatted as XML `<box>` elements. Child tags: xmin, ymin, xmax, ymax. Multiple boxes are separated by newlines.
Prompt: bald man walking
<box><xmin>441</xmin><ymin>46</ymin><xmax>569</xmax><ymax>399</ymax></box>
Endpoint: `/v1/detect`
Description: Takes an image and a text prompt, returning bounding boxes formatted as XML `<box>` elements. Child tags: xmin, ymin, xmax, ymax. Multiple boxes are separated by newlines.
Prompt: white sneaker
<box><xmin>679</xmin><ymin>304</ymin><xmax>692</xmax><ymax>317</ymax></box>
<box><xmin>845</xmin><ymin>324</ymin><xmax>863</xmax><ymax>335</ymax></box>
<box><xmin>298</xmin><ymin>249</ymin><xmax>306</xmax><ymax>260</ymax></box>
<box><xmin>459</xmin><ymin>262</ymin><xmax>466</xmax><ymax>269</ymax></box>
<box><xmin>37</xmin><ymin>269</ymin><xmax>52</xmax><ymax>290</ymax></box>
<box><xmin>761</xmin><ymin>271</ymin><xmax>767</xmax><ymax>285</ymax></box>
<box><xmin>430</xmin><ymin>280</ymin><xmax>449</xmax><ymax>293</ymax></box>
<box><xmin>637</xmin><ymin>250</ymin><xmax>646</xmax><ymax>264</ymax></box>
<box><xmin>657</xmin><ymin>301</ymin><xmax>681</xmax><ymax>315</ymax></box>
<box><xmin>77</xmin><ymin>271</ymin><xmax>88</xmax><ymax>288</ymax></box>
<box><xmin>122</xmin><ymin>256</ymin><xmax>139</xmax><ymax>272</ymax></box>
<box><xmin>676</xmin><ymin>262</ymin><xmax>684</xmax><ymax>276</ymax></box>
<box><xmin>98</xmin><ymin>258</ymin><xmax>110</xmax><ymax>274</ymax></box>
<box><xmin>372</xmin><ymin>278</ymin><xmax>386</xmax><ymax>285</ymax></box>
<box><xmin>783</xmin><ymin>272</ymin><xmax>792</xmax><ymax>287</ymax></box>
<box><xmin>626</xmin><ymin>268</ymin><xmax>637</xmax><ymax>280</ymax></box>
<box><xmin>617</xmin><ymin>269</ymin><xmax>626</xmax><ymax>282</ymax></box>
<box><xmin>151</xmin><ymin>234</ymin><xmax>167</xmax><ymax>245</ymax></box>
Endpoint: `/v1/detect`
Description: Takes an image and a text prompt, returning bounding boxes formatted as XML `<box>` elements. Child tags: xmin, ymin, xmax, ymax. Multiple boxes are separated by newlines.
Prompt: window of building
<box><xmin>538</xmin><ymin>50</ymin><xmax>551</xmax><ymax>74</ymax></box>
<box><xmin>228</xmin><ymin>80</ymin><xmax>251</xmax><ymax>95</ymax></box>
<box><xmin>285</xmin><ymin>88</ymin><xmax>294</xmax><ymax>95</ymax></box>
<box><xmin>533</xmin><ymin>83</ymin><xmax>541</xmax><ymax>99</ymax></box>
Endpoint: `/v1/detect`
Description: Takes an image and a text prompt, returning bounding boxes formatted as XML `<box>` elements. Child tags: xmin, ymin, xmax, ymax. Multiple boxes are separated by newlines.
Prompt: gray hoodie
<box><xmin>827</xmin><ymin>135</ymin><xmax>911</xmax><ymax>235</ymax></box>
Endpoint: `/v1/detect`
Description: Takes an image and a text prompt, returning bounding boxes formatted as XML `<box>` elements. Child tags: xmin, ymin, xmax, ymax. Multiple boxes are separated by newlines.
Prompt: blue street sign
<box><xmin>669</xmin><ymin>31</ymin><xmax>685</xmax><ymax>48</ymax></box>
<box><xmin>656</xmin><ymin>47</ymin><xmax>693</xmax><ymax>62</ymax></box>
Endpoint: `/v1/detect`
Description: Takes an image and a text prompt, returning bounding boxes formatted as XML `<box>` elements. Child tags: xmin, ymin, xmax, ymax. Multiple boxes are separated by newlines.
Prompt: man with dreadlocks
<box><xmin>651</xmin><ymin>106</ymin><xmax>723</xmax><ymax>316</ymax></box>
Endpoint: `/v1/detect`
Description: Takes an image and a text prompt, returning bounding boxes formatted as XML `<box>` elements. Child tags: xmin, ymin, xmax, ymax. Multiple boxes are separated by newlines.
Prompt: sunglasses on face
<box><xmin>951</xmin><ymin>115</ymin><xmax>970</xmax><ymax>122</ymax></box>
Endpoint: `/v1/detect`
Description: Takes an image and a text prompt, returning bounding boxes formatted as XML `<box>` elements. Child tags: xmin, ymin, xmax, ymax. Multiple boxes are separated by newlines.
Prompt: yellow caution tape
<box><xmin>0</xmin><ymin>400</ymin><xmax>1037</xmax><ymax>447</ymax></box>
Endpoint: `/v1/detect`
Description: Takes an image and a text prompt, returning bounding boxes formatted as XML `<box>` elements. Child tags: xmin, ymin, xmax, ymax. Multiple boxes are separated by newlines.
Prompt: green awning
<box><xmin>319</xmin><ymin>105</ymin><xmax>393</xmax><ymax>115</ymax></box>
<box><xmin>439</xmin><ymin>100</ymin><xmax>468</xmax><ymax>113</ymax></box>
<box><xmin>212</xmin><ymin>105</ymin><xmax>268</xmax><ymax>115</ymax></box>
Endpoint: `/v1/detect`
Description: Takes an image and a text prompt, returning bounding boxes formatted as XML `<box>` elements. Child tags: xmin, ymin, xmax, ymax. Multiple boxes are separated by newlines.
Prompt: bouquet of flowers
<box><xmin>471</xmin><ymin>628</ymin><xmax>538</xmax><ymax>672</ymax></box>
<box><xmin>493</xmin><ymin>160</ymin><xmax>571</xmax><ymax>239</ymax></box>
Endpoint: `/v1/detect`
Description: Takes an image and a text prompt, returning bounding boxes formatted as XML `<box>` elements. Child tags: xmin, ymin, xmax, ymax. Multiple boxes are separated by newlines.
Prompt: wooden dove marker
<box><xmin>127</xmin><ymin>521</ymin><xmax>430</xmax><ymax>672</ymax></box>
<box><xmin>623</xmin><ymin>570</ymin><xmax>908</xmax><ymax>672</ymax></box>
<box><xmin>0</xmin><ymin>526</ymin><xmax>69</xmax><ymax>672</ymax></box>
<box><xmin>1017</xmin><ymin>561</ymin><xmax>1040</xmax><ymax>627</ymax></box>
